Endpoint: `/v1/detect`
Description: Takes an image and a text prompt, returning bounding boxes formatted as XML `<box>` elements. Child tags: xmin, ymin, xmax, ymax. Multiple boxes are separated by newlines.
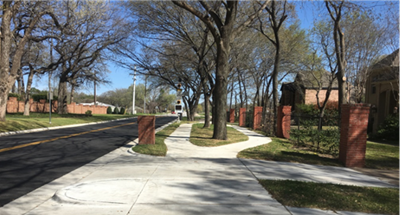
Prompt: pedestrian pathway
<box><xmin>0</xmin><ymin>122</ymin><xmax>394</xmax><ymax>215</ymax></box>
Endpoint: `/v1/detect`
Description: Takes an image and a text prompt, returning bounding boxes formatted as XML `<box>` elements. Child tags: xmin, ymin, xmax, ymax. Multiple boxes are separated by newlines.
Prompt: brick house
<box><xmin>280</xmin><ymin>70</ymin><xmax>339</xmax><ymax>111</ymax></box>
<box><xmin>365</xmin><ymin>49</ymin><xmax>399</xmax><ymax>133</ymax></box>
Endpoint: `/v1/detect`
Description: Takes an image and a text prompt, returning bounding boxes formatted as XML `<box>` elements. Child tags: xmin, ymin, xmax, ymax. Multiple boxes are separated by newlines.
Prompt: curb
<box><xmin>0</xmin><ymin>117</ymin><xmax>136</xmax><ymax>137</ymax></box>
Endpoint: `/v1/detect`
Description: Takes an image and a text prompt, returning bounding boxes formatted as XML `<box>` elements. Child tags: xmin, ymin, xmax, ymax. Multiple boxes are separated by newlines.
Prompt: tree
<box><xmin>114</xmin><ymin>1</ymin><xmax>215</xmax><ymax>123</ymax></box>
<box><xmin>172</xmin><ymin>1</ymin><xmax>269</xmax><ymax>139</ymax></box>
<box><xmin>0</xmin><ymin>1</ymin><xmax>60</xmax><ymax>121</ymax></box>
<box><xmin>21</xmin><ymin>41</ymin><xmax>50</xmax><ymax>116</ymax></box>
<box><xmin>325</xmin><ymin>0</ymin><xmax>348</xmax><ymax>116</ymax></box>
<box><xmin>258</xmin><ymin>0</ymin><xmax>296</xmax><ymax>135</ymax></box>
<box><xmin>52</xmin><ymin>1</ymin><xmax>127</xmax><ymax>114</ymax></box>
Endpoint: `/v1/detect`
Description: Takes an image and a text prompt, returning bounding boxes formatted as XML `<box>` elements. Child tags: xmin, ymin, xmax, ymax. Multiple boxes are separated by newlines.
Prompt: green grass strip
<box><xmin>238</xmin><ymin>137</ymin><xmax>342</xmax><ymax>166</ymax></box>
<box><xmin>259</xmin><ymin>179</ymin><xmax>399</xmax><ymax>215</ymax></box>
<box><xmin>131</xmin><ymin>122</ymin><xmax>180</xmax><ymax>156</ymax></box>
<box><xmin>190</xmin><ymin>123</ymin><xmax>248</xmax><ymax>147</ymax></box>
<box><xmin>238</xmin><ymin>137</ymin><xmax>399</xmax><ymax>170</ymax></box>
<box><xmin>365</xmin><ymin>141</ymin><xmax>399</xmax><ymax>169</ymax></box>
<box><xmin>1</xmin><ymin>113</ymin><xmax>136</xmax><ymax>132</ymax></box>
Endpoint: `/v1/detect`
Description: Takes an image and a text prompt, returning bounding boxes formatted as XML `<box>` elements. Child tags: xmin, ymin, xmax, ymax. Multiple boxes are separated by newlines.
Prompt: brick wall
<box><xmin>277</xmin><ymin>106</ymin><xmax>291</xmax><ymax>139</ymax></box>
<box><xmin>6</xmin><ymin>97</ymin><xmax>106</xmax><ymax>114</ymax></box>
<box><xmin>339</xmin><ymin>104</ymin><xmax>370</xmax><ymax>167</ymax></box>
<box><xmin>304</xmin><ymin>89</ymin><xmax>339</xmax><ymax>105</ymax></box>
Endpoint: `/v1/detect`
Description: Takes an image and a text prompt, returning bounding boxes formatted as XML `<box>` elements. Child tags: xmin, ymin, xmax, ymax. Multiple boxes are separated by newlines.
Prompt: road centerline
<box><xmin>0</xmin><ymin>121</ymin><xmax>136</xmax><ymax>154</ymax></box>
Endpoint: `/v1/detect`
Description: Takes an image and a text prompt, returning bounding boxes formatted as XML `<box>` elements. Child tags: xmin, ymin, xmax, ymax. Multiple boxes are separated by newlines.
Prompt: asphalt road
<box><xmin>0</xmin><ymin>116</ymin><xmax>176</xmax><ymax>207</ymax></box>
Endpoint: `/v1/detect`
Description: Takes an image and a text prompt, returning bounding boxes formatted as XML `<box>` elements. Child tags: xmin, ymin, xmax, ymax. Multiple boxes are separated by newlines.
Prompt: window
<box><xmin>372</xmin><ymin>84</ymin><xmax>376</xmax><ymax>94</ymax></box>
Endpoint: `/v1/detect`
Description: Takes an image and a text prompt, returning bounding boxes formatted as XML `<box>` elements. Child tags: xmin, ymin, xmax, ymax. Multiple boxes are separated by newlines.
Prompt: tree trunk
<box><xmin>327</xmin><ymin>1</ymin><xmax>347</xmax><ymax>118</ymax></box>
<box><xmin>229</xmin><ymin>78</ymin><xmax>234</xmax><ymax>110</ymax></box>
<box><xmin>203</xmin><ymin>93</ymin><xmax>211</xmax><ymax>128</ymax></box>
<box><xmin>241</xmin><ymin>73</ymin><xmax>248</xmax><ymax>111</ymax></box>
<box><xmin>70</xmin><ymin>80</ymin><xmax>76</xmax><ymax>104</ymax></box>
<box><xmin>212</xmin><ymin>36</ymin><xmax>231</xmax><ymax>140</ymax></box>
<box><xmin>272</xmin><ymin>32</ymin><xmax>281</xmax><ymax>135</ymax></box>
<box><xmin>0</xmin><ymin>91</ymin><xmax>8</xmax><ymax>122</ymax></box>
<box><xmin>58</xmin><ymin>76</ymin><xmax>69</xmax><ymax>114</ymax></box>
<box><xmin>238</xmin><ymin>73</ymin><xmax>243</xmax><ymax>108</ymax></box>
<box><xmin>189</xmin><ymin>104</ymin><xmax>198</xmax><ymax>121</ymax></box>
<box><xmin>17</xmin><ymin>69</ymin><xmax>23</xmax><ymax>95</ymax></box>
<box><xmin>12</xmin><ymin>83</ymin><xmax>17</xmax><ymax>94</ymax></box>
<box><xmin>23</xmin><ymin>70</ymin><xmax>35</xmax><ymax>116</ymax></box>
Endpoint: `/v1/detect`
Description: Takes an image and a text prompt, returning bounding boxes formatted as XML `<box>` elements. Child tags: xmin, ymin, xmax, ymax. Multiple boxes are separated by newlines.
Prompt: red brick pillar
<box><xmin>277</xmin><ymin>106</ymin><xmax>291</xmax><ymax>139</ymax></box>
<box><xmin>339</xmin><ymin>104</ymin><xmax>370</xmax><ymax>167</ymax></box>
<box><xmin>229</xmin><ymin>109</ymin><xmax>235</xmax><ymax>123</ymax></box>
<box><xmin>239</xmin><ymin>108</ymin><xmax>246</xmax><ymax>127</ymax></box>
<box><xmin>253</xmin><ymin>106</ymin><xmax>263</xmax><ymax>130</ymax></box>
<box><xmin>138</xmin><ymin>116</ymin><xmax>156</xmax><ymax>145</ymax></box>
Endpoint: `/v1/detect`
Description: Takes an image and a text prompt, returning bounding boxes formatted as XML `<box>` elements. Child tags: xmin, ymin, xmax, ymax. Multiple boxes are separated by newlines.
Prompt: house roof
<box><xmin>281</xmin><ymin>82</ymin><xmax>296</xmax><ymax>92</ymax></box>
<box><xmin>369</xmin><ymin>49</ymin><xmax>399</xmax><ymax>82</ymax></box>
<box><xmin>371</xmin><ymin>49</ymin><xmax>399</xmax><ymax>70</ymax></box>
<box><xmin>281</xmin><ymin>71</ymin><xmax>338</xmax><ymax>92</ymax></box>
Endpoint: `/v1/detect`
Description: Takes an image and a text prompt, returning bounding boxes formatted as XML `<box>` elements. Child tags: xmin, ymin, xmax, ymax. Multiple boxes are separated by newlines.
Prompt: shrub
<box><xmin>374</xmin><ymin>114</ymin><xmax>399</xmax><ymax>141</ymax></box>
<box><xmin>291</xmin><ymin>103</ymin><xmax>340</xmax><ymax>156</ymax></box>
<box><xmin>296</xmin><ymin>104</ymin><xmax>318</xmax><ymax>116</ymax></box>
<box><xmin>85</xmin><ymin>110</ymin><xmax>92</xmax><ymax>116</ymax></box>
<box><xmin>8</xmin><ymin>93</ymin><xmax>22</xmax><ymax>101</ymax></box>
<box><xmin>31</xmin><ymin>94</ymin><xmax>47</xmax><ymax>102</ymax></box>
<box><xmin>107</xmin><ymin>106</ymin><xmax>112</xmax><ymax>114</ymax></box>
<box><xmin>120</xmin><ymin>107</ymin><xmax>125</xmax><ymax>114</ymax></box>
<box><xmin>113</xmin><ymin>107</ymin><xmax>119</xmax><ymax>114</ymax></box>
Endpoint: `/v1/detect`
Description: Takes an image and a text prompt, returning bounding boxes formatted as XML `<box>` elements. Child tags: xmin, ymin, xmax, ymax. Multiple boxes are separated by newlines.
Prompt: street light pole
<box><xmin>132</xmin><ymin>66</ymin><xmax>136</xmax><ymax>114</ymax></box>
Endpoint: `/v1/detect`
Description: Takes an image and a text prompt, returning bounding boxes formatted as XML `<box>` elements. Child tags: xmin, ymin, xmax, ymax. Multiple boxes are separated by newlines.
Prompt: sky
<box><xmin>30</xmin><ymin>1</ymin><xmax>399</xmax><ymax>96</ymax></box>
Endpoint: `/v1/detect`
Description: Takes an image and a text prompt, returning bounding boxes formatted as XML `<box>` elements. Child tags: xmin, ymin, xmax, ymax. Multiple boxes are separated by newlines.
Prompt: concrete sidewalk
<box><xmin>0</xmin><ymin>123</ymin><xmax>394</xmax><ymax>215</ymax></box>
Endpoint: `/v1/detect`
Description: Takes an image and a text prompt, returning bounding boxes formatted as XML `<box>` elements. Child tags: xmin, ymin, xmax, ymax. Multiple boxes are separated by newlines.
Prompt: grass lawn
<box><xmin>190</xmin><ymin>123</ymin><xmax>248</xmax><ymax>147</ymax></box>
<box><xmin>365</xmin><ymin>141</ymin><xmax>399</xmax><ymax>169</ymax></box>
<box><xmin>131</xmin><ymin>122</ymin><xmax>180</xmax><ymax>156</ymax></box>
<box><xmin>238</xmin><ymin>137</ymin><xmax>342</xmax><ymax>166</ymax></box>
<box><xmin>238</xmin><ymin>137</ymin><xmax>399</xmax><ymax>170</ymax></box>
<box><xmin>0</xmin><ymin>113</ymin><xmax>136</xmax><ymax>132</ymax></box>
<box><xmin>260</xmin><ymin>179</ymin><xmax>399</xmax><ymax>215</ymax></box>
